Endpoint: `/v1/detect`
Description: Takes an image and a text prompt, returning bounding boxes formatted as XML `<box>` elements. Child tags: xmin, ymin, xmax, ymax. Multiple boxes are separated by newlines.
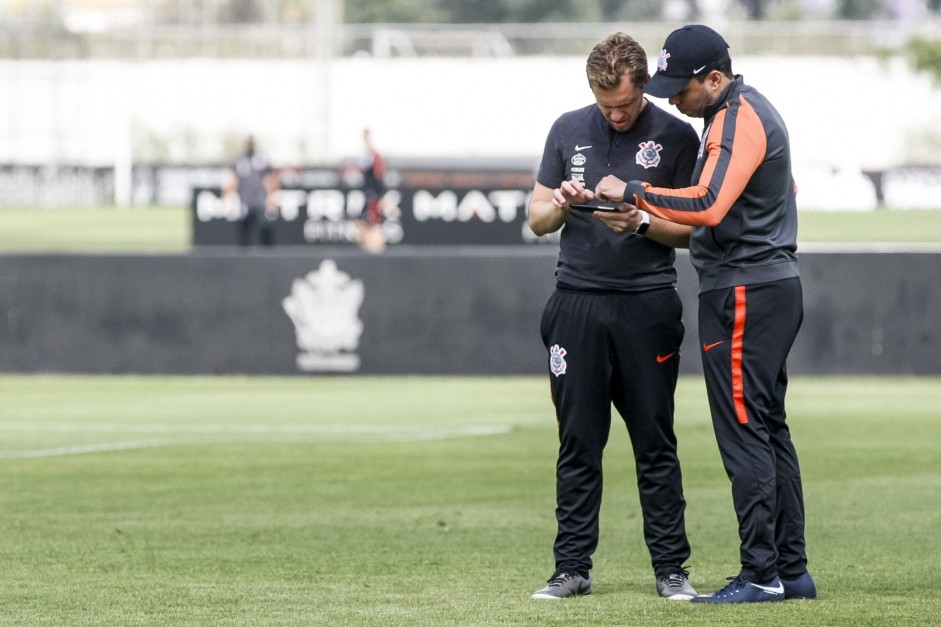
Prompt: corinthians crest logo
<box><xmin>282</xmin><ymin>259</ymin><xmax>364</xmax><ymax>372</ymax></box>
<box><xmin>657</xmin><ymin>49</ymin><xmax>671</xmax><ymax>72</ymax></box>
<box><xmin>636</xmin><ymin>140</ymin><xmax>663</xmax><ymax>169</ymax></box>
<box><xmin>549</xmin><ymin>344</ymin><xmax>567</xmax><ymax>377</ymax></box>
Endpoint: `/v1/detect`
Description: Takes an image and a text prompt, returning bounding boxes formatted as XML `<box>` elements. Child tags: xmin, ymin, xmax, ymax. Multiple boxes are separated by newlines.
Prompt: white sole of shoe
<box><xmin>662</xmin><ymin>593</ymin><xmax>695</xmax><ymax>601</ymax></box>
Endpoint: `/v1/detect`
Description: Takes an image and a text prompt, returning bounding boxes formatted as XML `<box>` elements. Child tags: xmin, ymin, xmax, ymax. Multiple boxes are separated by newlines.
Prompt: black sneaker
<box><xmin>531</xmin><ymin>571</ymin><xmax>592</xmax><ymax>599</ymax></box>
<box><xmin>781</xmin><ymin>571</ymin><xmax>817</xmax><ymax>599</ymax></box>
<box><xmin>691</xmin><ymin>575</ymin><xmax>785</xmax><ymax>604</ymax></box>
<box><xmin>656</xmin><ymin>570</ymin><xmax>697</xmax><ymax>601</ymax></box>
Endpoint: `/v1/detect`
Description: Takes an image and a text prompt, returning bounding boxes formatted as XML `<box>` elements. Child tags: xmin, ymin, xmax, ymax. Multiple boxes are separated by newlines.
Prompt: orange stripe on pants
<box><xmin>732</xmin><ymin>286</ymin><xmax>748</xmax><ymax>424</ymax></box>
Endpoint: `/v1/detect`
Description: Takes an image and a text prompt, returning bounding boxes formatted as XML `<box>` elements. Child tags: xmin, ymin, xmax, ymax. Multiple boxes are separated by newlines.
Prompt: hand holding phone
<box><xmin>569</xmin><ymin>204</ymin><xmax>619</xmax><ymax>213</ymax></box>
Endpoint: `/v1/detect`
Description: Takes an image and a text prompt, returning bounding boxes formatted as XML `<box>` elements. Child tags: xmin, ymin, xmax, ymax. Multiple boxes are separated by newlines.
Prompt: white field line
<box><xmin>0</xmin><ymin>440</ymin><xmax>177</xmax><ymax>459</ymax></box>
<box><xmin>0</xmin><ymin>424</ymin><xmax>513</xmax><ymax>459</ymax></box>
<box><xmin>0</xmin><ymin>422</ymin><xmax>509</xmax><ymax>435</ymax></box>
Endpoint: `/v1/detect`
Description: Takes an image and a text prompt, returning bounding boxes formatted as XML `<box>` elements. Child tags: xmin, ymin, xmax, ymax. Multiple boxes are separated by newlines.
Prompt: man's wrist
<box><xmin>632</xmin><ymin>210</ymin><xmax>650</xmax><ymax>235</ymax></box>
<box><xmin>625</xmin><ymin>180</ymin><xmax>647</xmax><ymax>203</ymax></box>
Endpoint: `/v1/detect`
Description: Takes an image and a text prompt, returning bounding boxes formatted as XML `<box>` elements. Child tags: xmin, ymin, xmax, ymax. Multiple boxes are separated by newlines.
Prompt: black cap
<box><xmin>646</xmin><ymin>25</ymin><xmax>730</xmax><ymax>99</ymax></box>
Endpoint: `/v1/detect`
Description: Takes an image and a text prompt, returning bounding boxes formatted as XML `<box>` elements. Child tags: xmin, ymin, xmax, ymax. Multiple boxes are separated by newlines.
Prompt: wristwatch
<box><xmin>632</xmin><ymin>210</ymin><xmax>650</xmax><ymax>236</ymax></box>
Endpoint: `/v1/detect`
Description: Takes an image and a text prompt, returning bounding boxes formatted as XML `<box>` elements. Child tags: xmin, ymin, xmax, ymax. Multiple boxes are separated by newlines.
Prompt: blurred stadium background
<box><xmin>1</xmin><ymin>0</ymin><xmax>941</xmax><ymax>209</ymax></box>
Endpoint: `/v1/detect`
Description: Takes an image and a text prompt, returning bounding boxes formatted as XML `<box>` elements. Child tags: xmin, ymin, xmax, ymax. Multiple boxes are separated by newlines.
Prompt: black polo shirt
<box><xmin>537</xmin><ymin>101</ymin><xmax>699</xmax><ymax>291</ymax></box>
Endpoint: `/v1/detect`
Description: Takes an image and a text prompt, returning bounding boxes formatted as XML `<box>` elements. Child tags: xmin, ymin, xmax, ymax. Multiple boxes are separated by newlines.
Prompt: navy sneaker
<box><xmin>691</xmin><ymin>575</ymin><xmax>785</xmax><ymax>604</ymax></box>
<box><xmin>781</xmin><ymin>571</ymin><xmax>817</xmax><ymax>599</ymax></box>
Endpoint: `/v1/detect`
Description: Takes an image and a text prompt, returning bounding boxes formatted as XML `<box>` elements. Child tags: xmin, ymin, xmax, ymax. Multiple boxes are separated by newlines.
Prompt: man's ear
<box><xmin>707</xmin><ymin>69</ymin><xmax>724</xmax><ymax>91</ymax></box>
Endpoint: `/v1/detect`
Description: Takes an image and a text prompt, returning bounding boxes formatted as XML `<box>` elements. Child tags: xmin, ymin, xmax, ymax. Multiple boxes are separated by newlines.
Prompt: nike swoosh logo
<box><xmin>750</xmin><ymin>582</ymin><xmax>784</xmax><ymax>595</ymax></box>
<box><xmin>693</xmin><ymin>65</ymin><xmax>707</xmax><ymax>74</ymax></box>
<box><xmin>574</xmin><ymin>145</ymin><xmax>593</xmax><ymax>151</ymax></box>
<box><xmin>656</xmin><ymin>352</ymin><xmax>675</xmax><ymax>363</ymax></box>
<box><xmin>702</xmin><ymin>341</ymin><xmax>725</xmax><ymax>351</ymax></box>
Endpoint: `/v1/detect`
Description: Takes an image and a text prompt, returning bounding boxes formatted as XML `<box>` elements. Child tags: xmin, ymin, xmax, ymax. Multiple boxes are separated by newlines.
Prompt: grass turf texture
<box><xmin>0</xmin><ymin>207</ymin><xmax>191</xmax><ymax>253</ymax></box>
<box><xmin>1</xmin><ymin>375</ymin><xmax>939</xmax><ymax>626</ymax></box>
<box><xmin>0</xmin><ymin>207</ymin><xmax>940</xmax><ymax>252</ymax></box>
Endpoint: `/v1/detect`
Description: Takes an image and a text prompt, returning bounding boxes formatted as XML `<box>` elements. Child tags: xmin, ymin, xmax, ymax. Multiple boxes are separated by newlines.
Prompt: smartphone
<box><xmin>569</xmin><ymin>204</ymin><xmax>618</xmax><ymax>212</ymax></box>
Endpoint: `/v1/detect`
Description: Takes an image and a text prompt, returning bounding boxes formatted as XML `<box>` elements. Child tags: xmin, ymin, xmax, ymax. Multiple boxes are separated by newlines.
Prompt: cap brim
<box><xmin>645</xmin><ymin>73</ymin><xmax>691</xmax><ymax>99</ymax></box>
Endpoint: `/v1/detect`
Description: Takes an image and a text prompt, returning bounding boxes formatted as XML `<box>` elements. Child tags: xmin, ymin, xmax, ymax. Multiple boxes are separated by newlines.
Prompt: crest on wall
<box><xmin>282</xmin><ymin>259</ymin><xmax>364</xmax><ymax>372</ymax></box>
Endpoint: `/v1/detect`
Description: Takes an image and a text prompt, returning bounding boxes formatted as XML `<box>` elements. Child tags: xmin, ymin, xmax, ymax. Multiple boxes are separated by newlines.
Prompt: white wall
<box><xmin>1</xmin><ymin>55</ymin><xmax>940</xmax><ymax>209</ymax></box>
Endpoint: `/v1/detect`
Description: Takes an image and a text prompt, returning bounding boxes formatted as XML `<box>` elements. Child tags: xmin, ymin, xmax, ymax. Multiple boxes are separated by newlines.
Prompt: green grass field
<box><xmin>0</xmin><ymin>207</ymin><xmax>191</xmax><ymax>253</ymax></box>
<box><xmin>2</xmin><ymin>375</ymin><xmax>939</xmax><ymax>626</ymax></box>
<box><xmin>0</xmin><ymin>206</ymin><xmax>940</xmax><ymax>252</ymax></box>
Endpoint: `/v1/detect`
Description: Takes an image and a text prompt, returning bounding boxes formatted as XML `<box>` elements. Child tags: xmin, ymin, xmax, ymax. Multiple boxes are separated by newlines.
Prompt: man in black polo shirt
<box><xmin>528</xmin><ymin>32</ymin><xmax>700</xmax><ymax>601</ymax></box>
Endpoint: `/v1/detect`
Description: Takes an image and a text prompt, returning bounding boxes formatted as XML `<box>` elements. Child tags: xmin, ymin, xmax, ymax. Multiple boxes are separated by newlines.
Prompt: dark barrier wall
<box><xmin>0</xmin><ymin>249</ymin><xmax>939</xmax><ymax>375</ymax></box>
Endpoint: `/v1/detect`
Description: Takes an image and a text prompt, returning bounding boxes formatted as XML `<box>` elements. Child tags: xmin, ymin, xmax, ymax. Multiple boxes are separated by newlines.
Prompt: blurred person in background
<box><xmin>223</xmin><ymin>135</ymin><xmax>280</xmax><ymax>247</ymax></box>
<box><xmin>594</xmin><ymin>24</ymin><xmax>815</xmax><ymax>604</ymax></box>
<box><xmin>527</xmin><ymin>32</ymin><xmax>700</xmax><ymax>602</ymax></box>
<box><xmin>355</xmin><ymin>127</ymin><xmax>388</xmax><ymax>253</ymax></box>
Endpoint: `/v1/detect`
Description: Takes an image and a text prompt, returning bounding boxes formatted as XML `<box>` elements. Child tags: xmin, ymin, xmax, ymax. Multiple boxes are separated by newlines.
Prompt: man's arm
<box><xmin>527</xmin><ymin>182</ymin><xmax>568</xmax><ymax>236</ymax></box>
<box><xmin>598</xmin><ymin>106</ymin><xmax>767</xmax><ymax>227</ymax></box>
<box><xmin>528</xmin><ymin>178</ymin><xmax>604</xmax><ymax>235</ymax></box>
<box><xmin>591</xmin><ymin>199</ymin><xmax>691</xmax><ymax>249</ymax></box>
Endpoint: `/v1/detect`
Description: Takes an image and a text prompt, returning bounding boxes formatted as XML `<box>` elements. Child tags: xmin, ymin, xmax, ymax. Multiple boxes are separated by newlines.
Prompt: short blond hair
<box><xmin>586</xmin><ymin>32</ymin><xmax>648</xmax><ymax>91</ymax></box>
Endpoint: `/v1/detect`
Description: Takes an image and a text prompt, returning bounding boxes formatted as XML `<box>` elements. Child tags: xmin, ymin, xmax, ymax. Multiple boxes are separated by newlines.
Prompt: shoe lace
<box><xmin>714</xmin><ymin>575</ymin><xmax>747</xmax><ymax>595</ymax></box>
<box><xmin>548</xmin><ymin>571</ymin><xmax>579</xmax><ymax>587</ymax></box>
<box><xmin>659</xmin><ymin>568</ymin><xmax>690</xmax><ymax>588</ymax></box>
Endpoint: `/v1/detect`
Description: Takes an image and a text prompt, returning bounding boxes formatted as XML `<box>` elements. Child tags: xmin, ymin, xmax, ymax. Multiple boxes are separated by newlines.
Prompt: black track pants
<box><xmin>698</xmin><ymin>277</ymin><xmax>808</xmax><ymax>583</ymax></box>
<box><xmin>540</xmin><ymin>287</ymin><xmax>691</xmax><ymax>577</ymax></box>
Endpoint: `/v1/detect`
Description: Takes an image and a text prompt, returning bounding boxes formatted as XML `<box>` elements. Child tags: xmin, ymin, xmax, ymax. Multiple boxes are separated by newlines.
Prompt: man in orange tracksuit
<box><xmin>593</xmin><ymin>25</ymin><xmax>816</xmax><ymax>604</ymax></box>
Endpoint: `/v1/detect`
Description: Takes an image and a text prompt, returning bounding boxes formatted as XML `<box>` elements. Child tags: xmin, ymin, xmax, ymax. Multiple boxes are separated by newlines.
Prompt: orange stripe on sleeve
<box><xmin>634</xmin><ymin>95</ymin><xmax>768</xmax><ymax>228</ymax></box>
<box><xmin>732</xmin><ymin>285</ymin><xmax>748</xmax><ymax>425</ymax></box>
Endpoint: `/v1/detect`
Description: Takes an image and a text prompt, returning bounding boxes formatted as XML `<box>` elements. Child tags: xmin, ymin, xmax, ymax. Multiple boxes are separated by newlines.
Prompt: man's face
<box><xmin>668</xmin><ymin>75</ymin><xmax>716</xmax><ymax>118</ymax></box>
<box><xmin>591</xmin><ymin>76</ymin><xmax>647</xmax><ymax>133</ymax></box>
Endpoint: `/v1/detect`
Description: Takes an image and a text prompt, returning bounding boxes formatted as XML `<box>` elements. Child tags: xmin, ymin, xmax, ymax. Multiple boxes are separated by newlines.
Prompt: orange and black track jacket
<box><xmin>625</xmin><ymin>76</ymin><xmax>799</xmax><ymax>294</ymax></box>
